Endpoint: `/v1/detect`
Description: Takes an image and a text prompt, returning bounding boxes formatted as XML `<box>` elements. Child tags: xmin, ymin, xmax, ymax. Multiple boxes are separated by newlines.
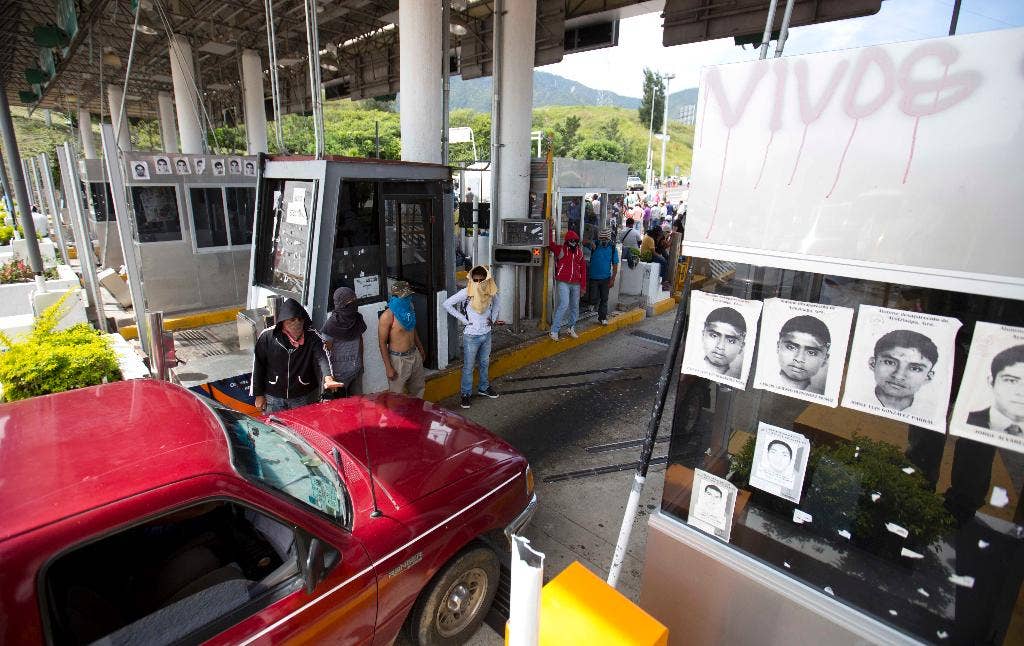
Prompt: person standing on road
<box><xmin>621</xmin><ymin>218</ymin><xmax>642</xmax><ymax>251</ymax></box>
<box><xmin>322</xmin><ymin>286</ymin><xmax>366</xmax><ymax>397</ymax></box>
<box><xmin>378</xmin><ymin>281</ymin><xmax>427</xmax><ymax>397</ymax></box>
<box><xmin>251</xmin><ymin>298</ymin><xmax>342</xmax><ymax>413</ymax></box>
<box><xmin>585</xmin><ymin>228</ymin><xmax>619</xmax><ymax>326</ymax></box>
<box><xmin>444</xmin><ymin>265</ymin><xmax>504</xmax><ymax>409</ymax></box>
<box><xmin>549</xmin><ymin>229</ymin><xmax>587</xmax><ymax>341</ymax></box>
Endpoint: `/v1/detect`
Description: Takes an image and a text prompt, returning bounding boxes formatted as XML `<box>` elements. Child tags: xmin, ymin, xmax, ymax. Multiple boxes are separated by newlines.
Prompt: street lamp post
<box><xmin>660</xmin><ymin>73</ymin><xmax>675</xmax><ymax>184</ymax></box>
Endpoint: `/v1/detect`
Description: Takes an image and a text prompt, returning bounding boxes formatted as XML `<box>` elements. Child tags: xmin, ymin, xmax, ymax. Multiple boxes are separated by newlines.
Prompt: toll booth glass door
<box><xmin>383</xmin><ymin>197</ymin><xmax>438</xmax><ymax>367</ymax></box>
<box><xmin>255</xmin><ymin>179</ymin><xmax>317</xmax><ymax>299</ymax></box>
<box><xmin>330</xmin><ymin>180</ymin><xmax>382</xmax><ymax>303</ymax></box>
<box><xmin>560</xmin><ymin>195</ymin><xmax>582</xmax><ymax>240</ymax></box>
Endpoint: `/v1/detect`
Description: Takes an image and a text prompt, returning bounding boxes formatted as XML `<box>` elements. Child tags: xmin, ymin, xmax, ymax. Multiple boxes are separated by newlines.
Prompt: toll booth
<box><xmin>246</xmin><ymin>155</ymin><xmax>455</xmax><ymax>392</ymax></box>
<box><xmin>79</xmin><ymin>159</ymin><xmax>122</xmax><ymax>269</ymax></box>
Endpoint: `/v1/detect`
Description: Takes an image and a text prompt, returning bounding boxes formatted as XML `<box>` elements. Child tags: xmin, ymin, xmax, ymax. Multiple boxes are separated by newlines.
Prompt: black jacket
<box><xmin>250</xmin><ymin>298</ymin><xmax>332</xmax><ymax>399</ymax></box>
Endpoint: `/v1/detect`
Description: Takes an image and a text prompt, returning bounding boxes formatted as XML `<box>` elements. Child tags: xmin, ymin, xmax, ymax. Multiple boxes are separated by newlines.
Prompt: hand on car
<box><xmin>254</xmin><ymin>395</ymin><xmax>266</xmax><ymax>412</ymax></box>
<box><xmin>324</xmin><ymin>376</ymin><xmax>344</xmax><ymax>390</ymax></box>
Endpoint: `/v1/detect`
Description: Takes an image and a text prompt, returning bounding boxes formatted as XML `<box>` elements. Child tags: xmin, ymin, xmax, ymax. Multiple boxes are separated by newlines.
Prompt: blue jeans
<box><xmin>265</xmin><ymin>390</ymin><xmax>320</xmax><ymax>413</ymax></box>
<box><xmin>461</xmin><ymin>333</ymin><xmax>492</xmax><ymax>395</ymax></box>
<box><xmin>552</xmin><ymin>281</ymin><xmax>580</xmax><ymax>333</ymax></box>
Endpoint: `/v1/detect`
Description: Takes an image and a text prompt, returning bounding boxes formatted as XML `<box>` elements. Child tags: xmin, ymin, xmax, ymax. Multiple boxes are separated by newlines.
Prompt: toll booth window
<box><xmin>384</xmin><ymin>199</ymin><xmax>431</xmax><ymax>289</ymax></box>
<box><xmin>225</xmin><ymin>187</ymin><xmax>256</xmax><ymax>246</ymax></box>
<box><xmin>89</xmin><ymin>182</ymin><xmax>115</xmax><ymax>221</ymax></box>
<box><xmin>331</xmin><ymin>180</ymin><xmax>381</xmax><ymax>302</ymax></box>
<box><xmin>608</xmin><ymin>194</ymin><xmax>625</xmax><ymax>231</ymax></box>
<box><xmin>560</xmin><ymin>196</ymin><xmax>581</xmax><ymax>239</ymax></box>
<box><xmin>256</xmin><ymin>179</ymin><xmax>315</xmax><ymax>297</ymax></box>
<box><xmin>190</xmin><ymin>187</ymin><xmax>228</xmax><ymax>248</ymax></box>
<box><xmin>129</xmin><ymin>186</ymin><xmax>181</xmax><ymax>242</ymax></box>
<box><xmin>661</xmin><ymin>261</ymin><xmax>1024</xmax><ymax>644</ymax></box>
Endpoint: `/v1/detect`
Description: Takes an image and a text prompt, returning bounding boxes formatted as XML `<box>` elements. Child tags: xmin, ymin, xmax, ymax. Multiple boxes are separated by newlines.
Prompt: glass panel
<box><xmin>662</xmin><ymin>261</ymin><xmax>1024</xmax><ymax>644</ymax></box>
<box><xmin>256</xmin><ymin>179</ymin><xmax>315</xmax><ymax>297</ymax></box>
<box><xmin>399</xmin><ymin>201</ymin><xmax>429</xmax><ymax>288</ymax></box>
<box><xmin>331</xmin><ymin>180</ymin><xmax>382</xmax><ymax>302</ymax></box>
<box><xmin>583</xmin><ymin>193</ymin><xmax>601</xmax><ymax>243</ymax></box>
<box><xmin>225</xmin><ymin>187</ymin><xmax>256</xmax><ymax>246</ymax></box>
<box><xmin>560</xmin><ymin>195</ymin><xmax>581</xmax><ymax>239</ymax></box>
<box><xmin>190</xmin><ymin>187</ymin><xmax>228</xmax><ymax>248</ymax></box>
<box><xmin>89</xmin><ymin>182</ymin><xmax>115</xmax><ymax>221</ymax></box>
<box><xmin>129</xmin><ymin>186</ymin><xmax>181</xmax><ymax>242</ymax></box>
<box><xmin>608</xmin><ymin>193</ymin><xmax>625</xmax><ymax>235</ymax></box>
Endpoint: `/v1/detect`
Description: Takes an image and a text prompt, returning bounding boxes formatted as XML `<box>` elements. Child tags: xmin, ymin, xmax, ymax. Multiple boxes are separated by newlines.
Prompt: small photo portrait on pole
<box><xmin>131</xmin><ymin>161</ymin><xmax>151</xmax><ymax>180</ymax></box>
<box><xmin>687</xmin><ymin>469</ymin><xmax>739</xmax><ymax>542</ymax></box>
<box><xmin>841</xmin><ymin>305</ymin><xmax>962</xmax><ymax>433</ymax></box>
<box><xmin>228</xmin><ymin>157</ymin><xmax>243</xmax><ymax>175</ymax></box>
<box><xmin>753</xmin><ymin>298</ymin><xmax>854</xmax><ymax>407</ymax></box>
<box><xmin>243</xmin><ymin>159</ymin><xmax>257</xmax><ymax>176</ymax></box>
<box><xmin>748</xmin><ymin>422</ymin><xmax>811</xmax><ymax>504</ymax></box>
<box><xmin>193</xmin><ymin>158</ymin><xmax>206</xmax><ymax>175</ymax></box>
<box><xmin>950</xmin><ymin>322</ymin><xmax>1024</xmax><ymax>454</ymax></box>
<box><xmin>212</xmin><ymin>158</ymin><xmax>226</xmax><ymax>176</ymax></box>
<box><xmin>153</xmin><ymin>155</ymin><xmax>171</xmax><ymax>175</ymax></box>
<box><xmin>680</xmin><ymin>290</ymin><xmax>763</xmax><ymax>389</ymax></box>
<box><xmin>174</xmin><ymin>157</ymin><xmax>191</xmax><ymax>175</ymax></box>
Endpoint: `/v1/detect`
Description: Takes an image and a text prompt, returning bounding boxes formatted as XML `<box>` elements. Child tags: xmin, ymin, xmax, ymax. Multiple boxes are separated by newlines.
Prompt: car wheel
<box><xmin>408</xmin><ymin>545</ymin><xmax>500</xmax><ymax>645</ymax></box>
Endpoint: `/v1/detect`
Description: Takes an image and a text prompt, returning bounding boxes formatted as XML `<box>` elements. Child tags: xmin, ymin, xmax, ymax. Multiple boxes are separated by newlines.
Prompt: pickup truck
<box><xmin>0</xmin><ymin>380</ymin><xmax>536</xmax><ymax>645</ymax></box>
<box><xmin>626</xmin><ymin>176</ymin><xmax>645</xmax><ymax>191</ymax></box>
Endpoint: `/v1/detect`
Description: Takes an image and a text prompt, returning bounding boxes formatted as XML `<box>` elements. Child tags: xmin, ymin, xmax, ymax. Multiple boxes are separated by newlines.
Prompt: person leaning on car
<box><xmin>251</xmin><ymin>297</ymin><xmax>343</xmax><ymax>413</ymax></box>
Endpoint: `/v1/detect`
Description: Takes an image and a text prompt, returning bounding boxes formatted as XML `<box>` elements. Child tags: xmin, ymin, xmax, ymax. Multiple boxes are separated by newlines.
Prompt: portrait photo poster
<box><xmin>681</xmin><ymin>290</ymin><xmax>764</xmax><ymax>389</ymax></box>
<box><xmin>687</xmin><ymin>469</ymin><xmax>739</xmax><ymax>543</ymax></box>
<box><xmin>153</xmin><ymin>155</ymin><xmax>171</xmax><ymax>175</ymax></box>
<box><xmin>212</xmin><ymin>158</ymin><xmax>226</xmax><ymax>176</ymax></box>
<box><xmin>193</xmin><ymin>158</ymin><xmax>206</xmax><ymax>174</ymax></box>
<box><xmin>841</xmin><ymin>305</ymin><xmax>962</xmax><ymax>433</ymax></box>
<box><xmin>130</xmin><ymin>160</ymin><xmax>150</xmax><ymax>180</ymax></box>
<box><xmin>950</xmin><ymin>322</ymin><xmax>1024</xmax><ymax>454</ymax></box>
<box><xmin>173</xmin><ymin>157</ymin><xmax>191</xmax><ymax>175</ymax></box>
<box><xmin>748</xmin><ymin>422</ymin><xmax>811</xmax><ymax>504</ymax></box>
<box><xmin>753</xmin><ymin>298</ymin><xmax>854</xmax><ymax>407</ymax></box>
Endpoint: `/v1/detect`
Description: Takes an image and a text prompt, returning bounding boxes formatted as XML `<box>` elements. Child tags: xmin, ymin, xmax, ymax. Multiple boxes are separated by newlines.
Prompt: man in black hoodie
<box><xmin>251</xmin><ymin>298</ymin><xmax>342</xmax><ymax>413</ymax></box>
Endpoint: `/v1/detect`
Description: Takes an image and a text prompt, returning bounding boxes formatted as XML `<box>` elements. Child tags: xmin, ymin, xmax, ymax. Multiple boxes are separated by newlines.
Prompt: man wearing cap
<box><xmin>585</xmin><ymin>228</ymin><xmax>619</xmax><ymax>326</ymax></box>
<box><xmin>377</xmin><ymin>281</ymin><xmax>427</xmax><ymax>398</ymax></box>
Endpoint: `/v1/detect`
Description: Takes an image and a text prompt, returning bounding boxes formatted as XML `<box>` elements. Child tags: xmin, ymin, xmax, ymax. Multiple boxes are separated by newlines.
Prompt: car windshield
<box><xmin>214</xmin><ymin>407</ymin><xmax>351</xmax><ymax>526</ymax></box>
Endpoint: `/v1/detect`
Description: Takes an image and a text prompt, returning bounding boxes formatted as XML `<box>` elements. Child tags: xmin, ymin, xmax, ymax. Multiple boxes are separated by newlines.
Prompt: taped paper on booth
<box><xmin>687</xmin><ymin>469</ymin><xmax>738</xmax><ymax>542</ymax></box>
<box><xmin>748</xmin><ymin>422</ymin><xmax>810</xmax><ymax>504</ymax></box>
<box><xmin>681</xmin><ymin>290</ymin><xmax>763</xmax><ymax>389</ymax></box>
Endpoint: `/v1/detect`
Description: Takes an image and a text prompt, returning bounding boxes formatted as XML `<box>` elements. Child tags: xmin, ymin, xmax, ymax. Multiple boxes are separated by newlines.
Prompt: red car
<box><xmin>0</xmin><ymin>380</ymin><xmax>536</xmax><ymax>645</ymax></box>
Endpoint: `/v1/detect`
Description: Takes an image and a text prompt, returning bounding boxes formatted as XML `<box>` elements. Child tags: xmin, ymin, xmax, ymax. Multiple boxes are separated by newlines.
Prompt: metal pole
<box><xmin>537</xmin><ymin>144</ymin><xmax>553</xmax><ymax>331</ymax></box>
<box><xmin>773</xmin><ymin>0</ymin><xmax>797</xmax><ymax>58</ymax></box>
<box><xmin>490</xmin><ymin>0</ymin><xmax>503</xmax><ymax>256</ymax></box>
<box><xmin>0</xmin><ymin>79</ymin><xmax>45</xmax><ymax>279</ymax></box>
<box><xmin>264</xmin><ymin>0</ymin><xmax>286</xmax><ymax>153</ymax></box>
<box><xmin>56</xmin><ymin>143</ymin><xmax>108</xmax><ymax>332</ymax></box>
<box><xmin>949</xmin><ymin>0</ymin><xmax>962</xmax><ymax>35</ymax></box>
<box><xmin>100</xmin><ymin>123</ymin><xmax>151</xmax><ymax>355</ymax></box>
<box><xmin>660</xmin><ymin>73</ymin><xmax>674</xmax><ymax>183</ymax></box>
<box><xmin>38</xmin><ymin>154</ymin><xmax>71</xmax><ymax>265</ymax></box>
<box><xmin>512</xmin><ymin>266</ymin><xmax>521</xmax><ymax>333</ymax></box>
<box><xmin>644</xmin><ymin>82</ymin><xmax>656</xmax><ymax>189</ymax></box>
<box><xmin>441</xmin><ymin>0</ymin><xmax>451</xmax><ymax>165</ymax></box>
<box><xmin>375</xmin><ymin>120</ymin><xmax>380</xmax><ymax>158</ymax></box>
<box><xmin>303</xmin><ymin>0</ymin><xmax>325</xmax><ymax>159</ymax></box>
<box><xmin>758</xmin><ymin>0</ymin><xmax>779</xmax><ymax>60</ymax></box>
<box><xmin>0</xmin><ymin>148</ymin><xmax>14</xmax><ymax>216</ymax></box>
<box><xmin>144</xmin><ymin>310</ymin><xmax>169</xmax><ymax>380</ymax></box>
<box><xmin>607</xmin><ymin>268</ymin><xmax>693</xmax><ymax>587</ymax></box>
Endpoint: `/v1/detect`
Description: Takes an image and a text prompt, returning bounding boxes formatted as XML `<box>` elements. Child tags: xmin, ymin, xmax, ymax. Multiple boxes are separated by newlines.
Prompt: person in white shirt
<box><xmin>443</xmin><ymin>265</ymin><xmax>505</xmax><ymax>409</ymax></box>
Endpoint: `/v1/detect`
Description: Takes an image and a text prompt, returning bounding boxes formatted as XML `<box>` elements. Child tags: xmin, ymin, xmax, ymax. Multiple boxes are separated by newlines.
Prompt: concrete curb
<box><xmin>424</xmin><ymin>307</ymin><xmax>647</xmax><ymax>402</ymax></box>
<box><xmin>119</xmin><ymin>307</ymin><xmax>243</xmax><ymax>340</ymax></box>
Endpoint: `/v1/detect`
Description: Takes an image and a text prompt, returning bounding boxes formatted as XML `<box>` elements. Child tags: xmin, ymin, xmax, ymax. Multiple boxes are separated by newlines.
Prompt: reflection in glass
<box><xmin>130</xmin><ymin>186</ymin><xmax>182</xmax><ymax>242</ymax></box>
<box><xmin>331</xmin><ymin>181</ymin><xmax>381</xmax><ymax>301</ymax></box>
<box><xmin>190</xmin><ymin>187</ymin><xmax>228</xmax><ymax>248</ymax></box>
<box><xmin>225</xmin><ymin>187</ymin><xmax>256</xmax><ymax>246</ymax></box>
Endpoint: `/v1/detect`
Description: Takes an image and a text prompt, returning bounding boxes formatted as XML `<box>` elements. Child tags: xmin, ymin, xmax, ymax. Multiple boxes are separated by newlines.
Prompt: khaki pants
<box><xmin>389</xmin><ymin>351</ymin><xmax>425</xmax><ymax>398</ymax></box>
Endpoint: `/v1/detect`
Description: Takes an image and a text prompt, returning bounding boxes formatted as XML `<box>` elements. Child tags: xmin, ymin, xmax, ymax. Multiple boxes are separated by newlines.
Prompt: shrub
<box><xmin>15</xmin><ymin>225</ymin><xmax>44</xmax><ymax>240</ymax></box>
<box><xmin>0</xmin><ymin>291</ymin><xmax>121</xmax><ymax>401</ymax></box>
<box><xmin>0</xmin><ymin>226</ymin><xmax>13</xmax><ymax>245</ymax></box>
<box><xmin>0</xmin><ymin>259</ymin><xmax>58</xmax><ymax>284</ymax></box>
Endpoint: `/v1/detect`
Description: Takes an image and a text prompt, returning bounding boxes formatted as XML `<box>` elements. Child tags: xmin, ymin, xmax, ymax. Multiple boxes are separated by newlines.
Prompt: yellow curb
<box><xmin>423</xmin><ymin>307</ymin><xmax>647</xmax><ymax>402</ymax></box>
<box><xmin>119</xmin><ymin>306</ymin><xmax>244</xmax><ymax>340</ymax></box>
<box><xmin>651</xmin><ymin>297</ymin><xmax>677</xmax><ymax>316</ymax></box>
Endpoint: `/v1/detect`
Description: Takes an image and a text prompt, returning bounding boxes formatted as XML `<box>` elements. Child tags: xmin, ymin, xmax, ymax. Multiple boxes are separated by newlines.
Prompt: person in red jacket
<box><xmin>548</xmin><ymin>229</ymin><xmax>587</xmax><ymax>341</ymax></box>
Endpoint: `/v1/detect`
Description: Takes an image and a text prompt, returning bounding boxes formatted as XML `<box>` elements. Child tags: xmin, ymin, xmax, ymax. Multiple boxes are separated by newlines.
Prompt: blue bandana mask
<box><xmin>388</xmin><ymin>295</ymin><xmax>417</xmax><ymax>331</ymax></box>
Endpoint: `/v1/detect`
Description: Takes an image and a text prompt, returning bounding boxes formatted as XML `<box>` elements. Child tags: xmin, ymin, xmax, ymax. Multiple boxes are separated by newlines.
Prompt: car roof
<box><xmin>0</xmin><ymin>380</ymin><xmax>234</xmax><ymax>542</ymax></box>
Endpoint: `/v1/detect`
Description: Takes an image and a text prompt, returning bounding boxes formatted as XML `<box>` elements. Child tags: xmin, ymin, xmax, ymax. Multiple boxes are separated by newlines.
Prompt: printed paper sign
<box><xmin>687</xmin><ymin>469</ymin><xmax>739</xmax><ymax>542</ymax></box>
<box><xmin>841</xmin><ymin>306</ymin><xmax>962</xmax><ymax>432</ymax></box>
<box><xmin>748</xmin><ymin>422</ymin><xmax>811</xmax><ymax>504</ymax></box>
<box><xmin>753</xmin><ymin>298</ymin><xmax>854</xmax><ymax>407</ymax></box>
<box><xmin>354</xmin><ymin>274</ymin><xmax>380</xmax><ymax>299</ymax></box>
<box><xmin>950</xmin><ymin>322</ymin><xmax>1024</xmax><ymax>454</ymax></box>
<box><xmin>681</xmin><ymin>290</ymin><xmax>763</xmax><ymax>389</ymax></box>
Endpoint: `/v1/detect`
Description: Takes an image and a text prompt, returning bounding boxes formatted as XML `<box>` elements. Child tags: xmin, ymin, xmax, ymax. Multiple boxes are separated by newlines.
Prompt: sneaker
<box><xmin>567</xmin><ymin>327</ymin><xmax>579</xmax><ymax>339</ymax></box>
<box><xmin>599</xmin><ymin>319</ymin><xmax>609</xmax><ymax>326</ymax></box>
<box><xmin>478</xmin><ymin>386</ymin><xmax>499</xmax><ymax>399</ymax></box>
<box><xmin>460</xmin><ymin>395</ymin><xmax>471</xmax><ymax>409</ymax></box>
<box><xmin>549</xmin><ymin>331</ymin><xmax>560</xmax><ymax>341</ymax></box>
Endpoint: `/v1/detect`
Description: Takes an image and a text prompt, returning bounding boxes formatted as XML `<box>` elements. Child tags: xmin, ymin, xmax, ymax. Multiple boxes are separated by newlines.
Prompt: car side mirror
<box><xmin>298</xmin><ymin>533</ymin><xmax>340</xmax><ymax>595</ymax></box>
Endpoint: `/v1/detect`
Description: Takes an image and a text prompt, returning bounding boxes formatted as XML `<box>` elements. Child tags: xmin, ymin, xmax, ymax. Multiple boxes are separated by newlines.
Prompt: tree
<box><xmin>553</xmin><ymin>115</ymin><xmax>581</xmax><ymax>156</ymax></box>
<box><xmin>569</xmin><ymin>139</ymin><xmax>624</xmax><ymax>163</ymax></box>
<box><xmin>638</xmin><ymin>68</ymin><xmax>665</xmax><ymax>133</ymax></box>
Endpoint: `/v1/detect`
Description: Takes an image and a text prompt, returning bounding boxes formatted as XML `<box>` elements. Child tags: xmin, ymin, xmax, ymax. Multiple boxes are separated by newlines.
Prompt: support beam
<box><xmin>169</xmin><ymin>34</ymin><xmax>205</xmax><ymax>154</ymax></box>
<box><xmin>157</xmin><ymin>92</ymin><xmax>179</xmax><ymax>153</ymax></box>
<box><xmin>399</xmin><ymin>0</ymin><xmax>443</xmax><ymax>163</ymax></box>
<box><xmin>106</xmin><ymin>83</ymin><xmax>133</xmax><ymax>152</ymax></box>
<box><xmin>78</xmin><ymin>108</ymin><xmax>98</xmax><ymax>159</ymax></box>
<box><xmin>241</xmin><ymin>49</ymin><xmax>269</xmax><ymax>154</ymax></box>
<box><xmin>0</xmin><ymin>79</ymin><xmax>45</xmax><ymax>277</ymax></box>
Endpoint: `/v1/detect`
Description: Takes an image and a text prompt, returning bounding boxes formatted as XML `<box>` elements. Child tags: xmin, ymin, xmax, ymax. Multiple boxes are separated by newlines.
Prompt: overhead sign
<box><xmin>448</xmin><ymin>127</ymin><xmax>475</xmax><ymax>144</ymax></box>
<box><xmin>684</xmin><ymin>27</ymin><xmax>1024</xmax><ymax>299</ymax></box>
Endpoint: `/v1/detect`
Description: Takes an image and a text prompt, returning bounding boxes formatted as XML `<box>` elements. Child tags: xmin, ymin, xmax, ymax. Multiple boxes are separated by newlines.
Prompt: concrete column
<box><xmin>399</xmin><ymin>0</ymin><xmax>443</xmax><ymax>163</ymax></box>
<box><xmin>0</xmin><ymin>79</ymin><xmax>44</xmax><ymax>275</ymax></box>
<box><xmin>169</xmin><ymin>33</ymin><xmax>205</xmax><ymax>154</ymax></box>
<box><xmin>495</xmin><ymin>0</ymin><xmax>537</xmax><ymax>320</ymax></box>
<box><xmin>241</xmin><ymin>49</ymin><xmax>268</xmax><ymax>154</ymax></box>
<box><xmin>157</xmin><ymin>91</ymin><xmax>179</xmax><ymax>153</ymax></box>
<box><xmin>106</xmin><ymin>83</ymin><xmax>132</xmax><ymax>151</ymax></box>
<box><xmin>77</xmin><ymin>108</ymin><xmax>98</xmax><ymax>158</ymax></box>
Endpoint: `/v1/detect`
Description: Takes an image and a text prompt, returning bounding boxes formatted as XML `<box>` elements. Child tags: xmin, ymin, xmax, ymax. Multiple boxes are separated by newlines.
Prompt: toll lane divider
<box><xmin>119</xmin><ymin>306</ymin><xmax>244</xmax><ymax>340</ymax></box>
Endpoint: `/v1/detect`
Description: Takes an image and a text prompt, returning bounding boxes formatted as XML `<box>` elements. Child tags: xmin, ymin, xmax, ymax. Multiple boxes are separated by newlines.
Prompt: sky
<box><xmin>540</xmin><ymin>0</ymin><xmax>1024</xmax><ymax>96</ymax></box>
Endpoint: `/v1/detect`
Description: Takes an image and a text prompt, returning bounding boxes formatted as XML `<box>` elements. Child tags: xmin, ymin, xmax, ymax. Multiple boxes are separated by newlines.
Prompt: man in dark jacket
<box><xmin>251</xmin><ymin>298</ymin><xmax>342</xmax><ymax>413</ymax></box>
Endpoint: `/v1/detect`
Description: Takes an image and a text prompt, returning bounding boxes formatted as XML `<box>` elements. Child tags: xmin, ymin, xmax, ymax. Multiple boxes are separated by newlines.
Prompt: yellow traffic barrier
<box><xmin>119</xmin><ymin>306</ymin><xmax>243</xmax><ymax>340</ymax></box>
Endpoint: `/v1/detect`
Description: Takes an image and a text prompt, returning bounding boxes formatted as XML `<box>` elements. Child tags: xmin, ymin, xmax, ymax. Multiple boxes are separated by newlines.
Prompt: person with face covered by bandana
<box><xmin>584</xmin><ymin>228</ymin><xmax>619</xmax><ymax>325</ymax></box>
<box><xmin>322</xmin><ymin>287</ymin><xmax>367</xmax><ymax>397</ymax></box>
<box><xmin>444</xmin><ymin>265</ymin><xmax>505</xmax><ymax>409</ymax></box>
<box><xmin>251</xmin><ymin>298</ymin><xmax>343</xmax><ymax>413</ymax></box>
<box><xmin>377</xmin><ymin>281</ymin><xmax>427</xmax><ymax>397</ymax></box>
<box><xmin>548</xmin><ymin>229</ymin><xmax>587</xmax><ymax>341</ymax></box>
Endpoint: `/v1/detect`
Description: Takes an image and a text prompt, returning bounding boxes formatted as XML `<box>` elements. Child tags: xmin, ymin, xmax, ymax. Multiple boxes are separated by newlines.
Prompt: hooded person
<box><xmin>584</xmin><ymin>227</ymin><xmax>619</xmax><ymax>325</ymax></box>
<box><xmin>251</xmin><ymin>297</ymin><xmax>342</xmax><ymax>413</ymax></box>
<box><xmin>548</xmin><ymin>228</ymin><xmax>587</xmax><ymax>341</ymax></box>
<box><xmin>322</xmin><ymin>286</ymin><xmax>367</xmax><ymax>397</ymax></box>
<box><xmin>377</xmin><ymin>281</ymin><xmax>427</xmax><ymax>397</ymax></box>
<box><xmin>443</xmin><ymin>265</ymin><xmax>504</xmax><ymax>408</ymax></box>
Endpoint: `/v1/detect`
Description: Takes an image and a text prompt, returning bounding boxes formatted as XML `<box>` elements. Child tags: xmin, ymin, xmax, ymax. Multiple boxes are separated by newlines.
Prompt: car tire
<box><xmin>408</xmin><ymin>545</ymin><xmax>500</xmax><ymax>645</ymax></box>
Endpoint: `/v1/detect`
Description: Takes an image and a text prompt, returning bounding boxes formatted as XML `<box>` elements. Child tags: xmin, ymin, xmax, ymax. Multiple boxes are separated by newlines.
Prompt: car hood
<box><xmin>278</xmin><ymin>394</ymin><xmax>522</xmax><ymax>509</ymax></box>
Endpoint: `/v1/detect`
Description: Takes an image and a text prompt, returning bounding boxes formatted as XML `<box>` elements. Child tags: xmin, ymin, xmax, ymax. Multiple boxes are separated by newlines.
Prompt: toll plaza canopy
<box><xmin>1</xmin><ymin>0</ymin><xmax>881</xmax><ymax>121</ymax></box>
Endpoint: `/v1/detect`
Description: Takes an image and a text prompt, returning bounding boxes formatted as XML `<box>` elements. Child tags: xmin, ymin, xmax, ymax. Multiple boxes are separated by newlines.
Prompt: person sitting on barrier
<box><xmin>548</xmin><ymin>229</ymin><xmax>587</xmax><ymax>341</ymax></box>
<box><xmin>251</xmin><ymin>298</ymin><xmax>342</xmax><ymax>413</ymax></box>
<box><xmin>443</xmin><ymin>265</ymin><xmax>504</xmax><ymax>409</ymax></box>
<box><xmin>620</xmin><ymin>218</ymin><xmax>642</xmax><ymax>251</ymax></box>
<box><xmin>378</xmin><ymin>281</ymin><xmax>427</xmax><ymax>398</ymax></box>
<box><xmin>322</xmin><ymin>286</ymin><xmax>366</xmax><ymax>398</ymax></box>
<box><xmin>584</xmin><ymin>228</ymin><xmax>619</xmax><ymax>326</ymax></box>
<box><xmin>641</xmin><ymin>227</ymin><xmax>671</xmax><ymax>291</ymax></box>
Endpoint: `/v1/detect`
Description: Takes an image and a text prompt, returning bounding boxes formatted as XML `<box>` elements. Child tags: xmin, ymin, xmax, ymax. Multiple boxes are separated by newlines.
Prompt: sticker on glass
<box><xmin>748</xmin><ymin>422</ymin><xmax>811</xmax><ymax>504</ymax></box>
<box><xmin>753</xmin><ymin>298</ymin><xmax>854</xmax><ymax>407</ymax></box>
<box><xmin>841</xmin><ymin>305</ymin><xmax>962</xmax><ymax>433</ymax></box>
<box><xmin>949</xmin><ymin>322</ymin><xmax>1024</xmax><ymax>454</ymax></box>
<box><xmin>687</xmin><ymin>469</ymin><xmax>738</xmax><ymax>543</ymax></box>
<box><xmin>681</xmin><ymin>290</ymin><xmax>763</xmax><ymax>389</ymax></box>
